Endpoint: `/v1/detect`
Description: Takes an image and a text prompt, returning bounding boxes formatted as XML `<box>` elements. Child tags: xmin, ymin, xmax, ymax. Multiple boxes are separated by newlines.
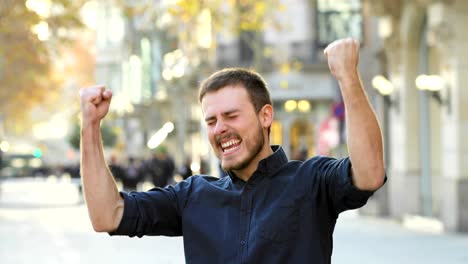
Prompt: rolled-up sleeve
<box><xmin>307</xmin><ymin>156</ymin><xmax>385</xmax><ymax>215</ymax></box>
<box><xmin>332</xmin><ymin>157</ymin><xmax>379</xmax><ymax>213</ymax></box>
<box><xmin>109</xmin><ymin>178</ymin><xmax>193</xmax><ymax>238</ymax></box>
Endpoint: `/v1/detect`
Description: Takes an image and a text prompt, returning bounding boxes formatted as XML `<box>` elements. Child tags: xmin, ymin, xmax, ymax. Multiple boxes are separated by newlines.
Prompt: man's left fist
<box><xmin>324</xmin><ymin>38</ymin><xmax>360</xmax><ymax>82</ymax></box>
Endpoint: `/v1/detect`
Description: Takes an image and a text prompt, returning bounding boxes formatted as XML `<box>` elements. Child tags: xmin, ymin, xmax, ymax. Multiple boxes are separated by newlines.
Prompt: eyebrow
<box><xmin>204</xmin><ymin>109</ymin><xmax>240</xmax><ymax>122</ymax></box>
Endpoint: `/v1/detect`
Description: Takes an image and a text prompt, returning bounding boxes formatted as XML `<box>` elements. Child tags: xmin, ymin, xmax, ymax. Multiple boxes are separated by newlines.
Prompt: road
<box><xmin>1</xmin><ymin>177</ymin><xmax>467</xmax><ymax>264</ymax></box>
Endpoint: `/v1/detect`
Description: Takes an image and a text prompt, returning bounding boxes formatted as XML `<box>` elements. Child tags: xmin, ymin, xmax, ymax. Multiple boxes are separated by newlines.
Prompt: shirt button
<box><xmin>240</xmin><ymin>240</ymin><xmax>246</xmax><ymax>245</ymax></box>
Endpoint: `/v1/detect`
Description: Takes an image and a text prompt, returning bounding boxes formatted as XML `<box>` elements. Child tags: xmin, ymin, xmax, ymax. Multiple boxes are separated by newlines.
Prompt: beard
<box><xmin>221</xmin><ymin>122</ymin><xmax>265</xmax><ymax>172</ymax></box>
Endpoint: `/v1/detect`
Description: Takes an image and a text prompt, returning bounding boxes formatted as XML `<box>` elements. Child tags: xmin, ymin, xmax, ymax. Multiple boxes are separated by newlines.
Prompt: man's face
<box><xmin>201</xmin><ymin>85</ymin><xmax>269</xmax><ymax>173</ymax></box>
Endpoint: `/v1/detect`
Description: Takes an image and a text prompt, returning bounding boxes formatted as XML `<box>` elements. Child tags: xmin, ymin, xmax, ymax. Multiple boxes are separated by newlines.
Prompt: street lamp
<box><xmin>0</xmin><ymin>140</ymin><xmax>10</xmax><ymax>152</ymax></box>
<box><xmin>284</xmin><ymin>100</ymin><xmax>297</xmax><ymax>112</ymax></box>
<box><xmin>372</xmin><ymin>75</ymin><xmax>398</xmax><ymax>109</ymax></box>
<box><xmin>284</xmin><ymin>100</ymin><xmax>311</xmax><ymax>113</ymax></box>
<box><xmin>297</xmin><ymin>100</ymin><xmax>311</xmax><ymax>112</ymax></box>
<box><xmin>415</xmin><ymin>74</ymin><xmax>451</xmax><ymax>113</ymax></box>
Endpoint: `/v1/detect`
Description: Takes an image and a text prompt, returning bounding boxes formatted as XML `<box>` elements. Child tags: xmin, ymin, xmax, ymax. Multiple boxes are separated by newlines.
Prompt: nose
<box><xmin>214</xmin><ymin>119</ymin><xmax>227</xmax><ymax>135</ymax></box>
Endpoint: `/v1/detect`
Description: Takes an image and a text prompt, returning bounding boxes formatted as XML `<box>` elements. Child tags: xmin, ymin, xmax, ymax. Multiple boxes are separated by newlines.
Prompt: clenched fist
<box><xmin>79</xmin><ymin>85</ymin><xmax>113</xmax><ymax>126</ymax></box>
<box><xmin>324</xmin><ymin>38</ymin><xmax>360</xmax><ymax>83</ymax></box>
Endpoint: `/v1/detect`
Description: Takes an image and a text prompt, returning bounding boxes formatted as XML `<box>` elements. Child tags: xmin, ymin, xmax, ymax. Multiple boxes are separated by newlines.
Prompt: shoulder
<box><xmin>287</xmin><ymin>156</ymin><xmax>351</xmax><ymax>185</ymax></box>
<box><xmin>189</xmin><ymin>174</ymin><xmax>220</xmax><ymax>181</ymax></box>
<box><xmin>185</xmin><ymin>174</ymin><xmax>230</xmax><ymax>186</ymax></box>
<box><xmin>300</xmin><ymin>156</ymin><xmax>350</xmax><ymax>170</ymax></box>
<box><xmin>282</xmin><ymin>156</ymin><xmax>328</xmax><ymax>174</ymax></box>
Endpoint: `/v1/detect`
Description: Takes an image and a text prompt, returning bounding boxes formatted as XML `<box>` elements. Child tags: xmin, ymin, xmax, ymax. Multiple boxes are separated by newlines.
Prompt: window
<box><xmin>316</xmin><ymin>0</ymin><xmax>363</xmax><ymax>48</ymax></box>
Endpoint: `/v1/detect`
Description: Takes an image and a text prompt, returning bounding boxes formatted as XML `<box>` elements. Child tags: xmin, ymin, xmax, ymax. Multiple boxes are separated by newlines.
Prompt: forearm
<box><xmin>81</xmin><ymin>122</ymin><xmax>123</xmax><ymax>232</ymax></box>
<box><xmin>339</xmin><ymin>74</ymin><xmax>385</xmax><ymax>191</ymax></box>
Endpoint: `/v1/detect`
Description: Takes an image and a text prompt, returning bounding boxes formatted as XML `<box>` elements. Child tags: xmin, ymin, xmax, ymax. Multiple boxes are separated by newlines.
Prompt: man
<box><xmin>79</xmin><ymin>38</ymin><xmax>385</xmax><ymax>263</ymax></box>
<box><xmin>147</xmin><ymin>147</ymin><xmax>175</xmax><ymax>187</ymax></box>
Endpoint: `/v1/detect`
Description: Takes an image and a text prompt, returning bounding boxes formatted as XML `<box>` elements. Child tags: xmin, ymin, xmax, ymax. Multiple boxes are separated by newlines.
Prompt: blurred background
<box><xmin>1</xmin><ymin>0</ymin><xmax>467</xmax><ymax>263</ymax></box>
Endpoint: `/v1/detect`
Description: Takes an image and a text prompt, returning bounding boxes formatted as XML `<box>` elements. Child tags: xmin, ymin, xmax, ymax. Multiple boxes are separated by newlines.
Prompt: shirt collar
<box><xmin>227</xmin><ymin>145</ymin><xmax>288</xmax><ymax>181</ymax></box>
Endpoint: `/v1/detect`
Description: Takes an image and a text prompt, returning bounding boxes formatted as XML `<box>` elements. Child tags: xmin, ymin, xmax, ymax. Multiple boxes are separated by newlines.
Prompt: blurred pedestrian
<box><xmin>62</xmin><ymin>162</ymin><xmax>82</xmax><ymax>200</ymax></box>
<box><xmin>0</xmin><ymin>148</ymin><xmax>3</xmax><ymax>178</ymax></box>
<box><xmin>292</xmin><ymin>147</ymin><xmax>308</xmax><ymax>161</ymax></box>
<box><xmin>147</xmin><ymin>147</ymin><xmax>175</xmax><ymax>188</ymax></box>
<box><xmin>108</xmin><ymin>154</ymin><xmax>125</xmax><ymax>184</ymax></box>
<box><xmin>0</xmin><ymin>148</ymin><xmax>3</xmax><ymax>190</ymax></box>
<box><xmin>199</xmin><ymin>157</ymin><xmax>208</xmax><ymax>175</ymax></box>
<box><xmin>79</xmin><ymin>38</ymin><xmax>385</xmax><ymax>263</ymax></box>
<box><xmin>179</xmin><ymin>157</ymin><xmax>192</xmax><ymax>180</ymax></box>
<box><xmin>121</xmin><ymin>157</ymin><xmax>143</xmax><ymax>191</ymax></box>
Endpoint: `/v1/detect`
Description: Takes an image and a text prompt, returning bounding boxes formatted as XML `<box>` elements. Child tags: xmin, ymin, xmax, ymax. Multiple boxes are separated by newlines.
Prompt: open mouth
<box><xmin>220</xmin><ymin>139</ymin><xmax>241</xmax><ymax>155</ymax></box>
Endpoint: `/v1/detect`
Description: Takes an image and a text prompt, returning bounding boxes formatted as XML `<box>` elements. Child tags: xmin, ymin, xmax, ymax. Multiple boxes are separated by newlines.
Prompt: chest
<box><xmin>182</xmin><ymin>177</ymin><xmax>318</xmax><ymax>244</ymax></box>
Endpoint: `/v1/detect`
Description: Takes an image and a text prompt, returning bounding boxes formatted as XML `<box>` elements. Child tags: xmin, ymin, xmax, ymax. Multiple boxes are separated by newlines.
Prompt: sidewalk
<box><xmin>333</xmin><ymin>211</ymin><xmax>468</xmax><ymax>264</ymax></box>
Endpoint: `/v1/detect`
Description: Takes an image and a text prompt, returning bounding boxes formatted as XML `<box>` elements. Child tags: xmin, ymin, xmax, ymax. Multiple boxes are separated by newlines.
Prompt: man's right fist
<box><xmin>79</xmin><ymin>85</ymin><xmax>113</xmax><ymax>125</ymax></box>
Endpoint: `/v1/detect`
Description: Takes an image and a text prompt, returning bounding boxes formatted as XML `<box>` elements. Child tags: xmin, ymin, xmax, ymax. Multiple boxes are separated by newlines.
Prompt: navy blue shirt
<box><xmin>111</xmin><ymin>146</ymin><xmax>378</xmax><ymax>263</ymax></box>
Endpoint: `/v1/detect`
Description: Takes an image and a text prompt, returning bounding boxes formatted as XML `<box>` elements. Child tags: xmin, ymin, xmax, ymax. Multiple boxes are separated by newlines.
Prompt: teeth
<box><xmin>221</xmin><ymin>140</ymin><xmax>240</xmax><ymax>149</ymax></box>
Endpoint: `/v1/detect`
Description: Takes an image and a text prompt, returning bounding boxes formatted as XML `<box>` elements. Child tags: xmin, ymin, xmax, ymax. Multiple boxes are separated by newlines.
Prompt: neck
<box><xmin>232</xmin><ymin>145</ymin><xmax>274</xmax><ymax>182</ymax></box>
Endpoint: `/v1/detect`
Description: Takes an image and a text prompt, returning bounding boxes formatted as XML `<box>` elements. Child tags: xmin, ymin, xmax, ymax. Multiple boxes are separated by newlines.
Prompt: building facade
<box><xmin>369</xmin><ymin>0</ymin><xmax>468</xmax><ymax>232</ymax></box>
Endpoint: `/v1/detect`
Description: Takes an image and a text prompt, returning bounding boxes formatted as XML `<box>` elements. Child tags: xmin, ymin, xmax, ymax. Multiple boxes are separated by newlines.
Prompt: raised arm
<box><xmin>324</xmin><ymin>38</ymin><xmax>385</xmax><ymax>191</ymax></box>
<box><xmin>79</xmin><ymin>85</ymin><xmax>123</xmax><ymax>232</ymax></box>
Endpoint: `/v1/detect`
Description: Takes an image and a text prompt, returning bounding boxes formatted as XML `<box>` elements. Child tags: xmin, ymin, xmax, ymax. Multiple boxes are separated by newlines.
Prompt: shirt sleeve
<box><xmin>307</xmin><ymin>156</ymin><xmax>385</xmax><ymax>216</ymax></box>
<box><xmin>109</xmin><ymin>177</ymin><xmax>193</xmax><ymax>238</ymax></box>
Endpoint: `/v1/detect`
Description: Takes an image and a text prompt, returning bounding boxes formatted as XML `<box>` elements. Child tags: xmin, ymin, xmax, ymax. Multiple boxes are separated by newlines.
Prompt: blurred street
<box><xmin>1</xmin><ymin>177</ymin><xmax>467</xmax><ymax>264</ymax></box>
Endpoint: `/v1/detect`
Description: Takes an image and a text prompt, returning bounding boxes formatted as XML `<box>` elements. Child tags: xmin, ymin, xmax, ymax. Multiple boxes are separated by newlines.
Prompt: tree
<box><xmin>118</xmin><ymin>0</ymin><xmax>284</xmax><ymax>71</ymax></box>
<box><xmin>0</xmin><ymin>0</ymin><xmax>88</xmax><ymax>135</ymax></box>
<box><xmin>68</xmin><ymin>121</ymin><xmax>118</xmax><ymax>150</ymax></box>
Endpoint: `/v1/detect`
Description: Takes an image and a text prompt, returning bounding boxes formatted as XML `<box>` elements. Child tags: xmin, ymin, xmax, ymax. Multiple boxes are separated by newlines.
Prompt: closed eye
<box><xmin>206</xmin><ymin>119</ymin><xmax>216</xmax><ymax>126</ymax></box>
<box><xmin>204</xmin><ymin>109</ymin><xmax>239</xmax><ymax>126</ymax></box>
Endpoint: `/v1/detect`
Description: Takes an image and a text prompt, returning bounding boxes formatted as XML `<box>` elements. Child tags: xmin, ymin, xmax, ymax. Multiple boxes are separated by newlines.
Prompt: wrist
<box><xmin>337</xmin><ymin>71</ymin><xmax>360</xmax><ymax>87</ymax></box>
<box><xmin>81</xmin><ymin>119</ymin><xmax>101</xmax><ymax>132</ymax></box>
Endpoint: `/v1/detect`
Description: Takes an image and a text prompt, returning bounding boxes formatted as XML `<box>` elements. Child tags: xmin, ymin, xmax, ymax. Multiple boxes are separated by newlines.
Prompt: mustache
<box><xmin>215</xmin><ymin>133</ymin><xmax>239</xmax><ymax>144</ymax></box>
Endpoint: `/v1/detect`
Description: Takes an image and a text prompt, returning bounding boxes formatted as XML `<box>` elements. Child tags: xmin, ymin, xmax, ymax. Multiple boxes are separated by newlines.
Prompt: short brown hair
<box><xmin>198</xmin><ymin>68</ymin><xmax>272</xmax><ymax>113</ymax></box>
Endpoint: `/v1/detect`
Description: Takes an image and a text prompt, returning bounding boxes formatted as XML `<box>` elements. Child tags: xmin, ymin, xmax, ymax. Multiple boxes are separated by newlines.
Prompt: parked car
<box><xmin>0</xmin><ymin>153</ymin><xmax>48</xmax><ymax>178</ymax></box>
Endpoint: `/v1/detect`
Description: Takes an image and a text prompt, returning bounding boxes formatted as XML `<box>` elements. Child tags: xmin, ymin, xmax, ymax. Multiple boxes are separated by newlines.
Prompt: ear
<box><xmin>259</xmin><ymin>104</ymin><xmax>274</xmax><ymax>129</ymax></box>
